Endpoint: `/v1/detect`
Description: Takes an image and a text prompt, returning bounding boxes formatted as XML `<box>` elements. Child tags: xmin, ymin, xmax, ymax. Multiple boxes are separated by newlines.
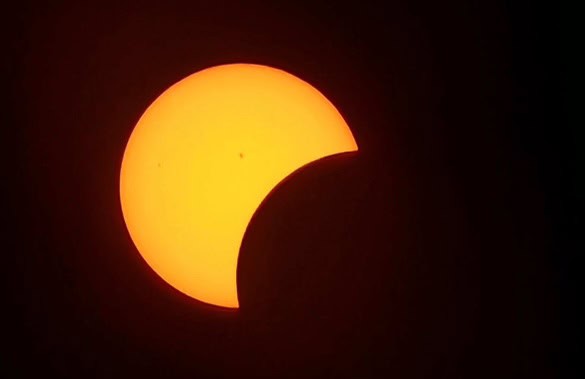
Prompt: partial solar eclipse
<box><xmin>120</xmin><ymin>64</ymin><xmax>357</xmax><ymax>308</ymax></box>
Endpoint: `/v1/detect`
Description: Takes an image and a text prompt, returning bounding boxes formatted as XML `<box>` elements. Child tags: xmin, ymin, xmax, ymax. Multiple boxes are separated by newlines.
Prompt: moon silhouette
<box><xmin>120</xmin><ymin>64</ymin><xmax>358</xmax><ymax>308</ymax></box>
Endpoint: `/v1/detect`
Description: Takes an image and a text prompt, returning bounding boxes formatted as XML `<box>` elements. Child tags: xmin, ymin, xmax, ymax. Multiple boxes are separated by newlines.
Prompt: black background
<box><xmin>5</xmin><ymin>1</ymin><xmax>567</xmax><ymax>378</ymax></box>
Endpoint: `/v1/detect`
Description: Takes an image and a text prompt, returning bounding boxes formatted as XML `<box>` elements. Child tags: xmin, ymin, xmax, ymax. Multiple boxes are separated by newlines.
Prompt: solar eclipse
<box><xmin>120</xmin><ymin>63</ymin><xmax>357</xmax><ymax>308</ymax></box>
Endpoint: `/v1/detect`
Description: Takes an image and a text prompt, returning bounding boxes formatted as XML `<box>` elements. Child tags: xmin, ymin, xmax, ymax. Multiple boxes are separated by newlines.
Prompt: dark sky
<box><xmin>5</xmin><ymin>1</ymin><xmax>567</xmax><ymax>378</ymax></box>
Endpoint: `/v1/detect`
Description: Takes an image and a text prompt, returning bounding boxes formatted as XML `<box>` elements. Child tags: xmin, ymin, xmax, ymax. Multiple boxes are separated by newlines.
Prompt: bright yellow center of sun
<box><xmin>120</xmin><ymin>63</ymin><xmax>357</xmax><ymax>308</ymax></box>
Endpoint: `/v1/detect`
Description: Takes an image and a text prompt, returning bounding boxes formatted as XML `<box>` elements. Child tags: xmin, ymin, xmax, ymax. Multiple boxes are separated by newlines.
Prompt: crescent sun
<box><xmin>120</xmin><ymin>63</ymin><xmax>358</xmax><ymax>308</ymax></box>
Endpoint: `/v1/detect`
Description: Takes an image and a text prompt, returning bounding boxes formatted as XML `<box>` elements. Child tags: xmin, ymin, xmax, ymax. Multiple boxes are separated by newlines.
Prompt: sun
<box><xmin>120</xmin><ymin>63</ymin><xmax>357</xmax><ymax>308</ymax></box>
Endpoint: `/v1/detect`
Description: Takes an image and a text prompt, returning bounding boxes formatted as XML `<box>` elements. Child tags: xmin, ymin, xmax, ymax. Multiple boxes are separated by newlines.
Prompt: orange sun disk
<box><xmin>120</xmin><ymin>64</ymin><xmax>357</xmax><ymax>308</ymax></box>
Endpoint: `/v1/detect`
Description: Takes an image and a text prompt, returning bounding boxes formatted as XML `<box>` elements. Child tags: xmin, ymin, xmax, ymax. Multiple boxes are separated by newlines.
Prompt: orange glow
<box><xmin>120</xmin><ymin>64</ymin><xmax>357</xmax><ymax>308</ymax></box>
